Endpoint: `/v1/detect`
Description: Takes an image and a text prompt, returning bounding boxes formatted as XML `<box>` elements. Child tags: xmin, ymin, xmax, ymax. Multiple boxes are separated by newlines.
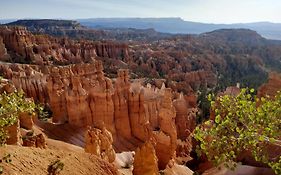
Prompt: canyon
<box><xmin>0</xmin><ymin>22</ymin><xmax>281</xmax><ymax>175</ymax></box>
<box><xmin>5</xmin><ymin>20</ymin><xmax>281</xmax><ymax>93</ymax></box>
<box><xmin>0</xmin><ymin>26</ymin><xmax>197</xmax><ymax>174</ymax></box>
<box><xmin>0</xmin><ymin>61</ymin><xmax>196</xmax><ymax>170</ymax></box>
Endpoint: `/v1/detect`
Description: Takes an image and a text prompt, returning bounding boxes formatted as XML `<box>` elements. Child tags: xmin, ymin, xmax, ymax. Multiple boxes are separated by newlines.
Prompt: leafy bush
<box><xmin>0</xmin><ymin>91</ymin><xmax>37</xmax><ymax>145</ymax></box>
<box><xmin>194</xmin><ymin>88</ymin><xmax>281</xmax><ymax>174</ymax></box>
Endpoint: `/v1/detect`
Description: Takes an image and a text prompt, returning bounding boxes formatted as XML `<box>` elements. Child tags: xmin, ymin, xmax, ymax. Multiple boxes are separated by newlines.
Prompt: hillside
<box><xmin>0</xmin><ymin>145</ymin><xmax>118</xmax><ymax>175</ymax></box>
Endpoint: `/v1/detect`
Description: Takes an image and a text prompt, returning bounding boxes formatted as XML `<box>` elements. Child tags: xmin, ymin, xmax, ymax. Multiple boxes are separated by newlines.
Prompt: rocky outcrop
<box><xmin>0</xmin><ymin>78</ymin><xmax>47</xmax><ymax>148</ymax></box>
<box><xmin>0</xmin><ymin>64</ymin><xmax>47</xmax><ymax>103</ymax></box>
<box><xmin>3</xmin><ymin>109</ymin><xmax>47</xmax><ymax>148</ymax></box>
<box><xmin>22</xmin><ymin>133</ymin><xmax>47</xmax><ymax>148</ymax></box>
<box><xmin>7</xmin><ymin>113</ymin><xmax>47</xmax><ymax>148</ymax></box>
<box><xmin>258</xmin><ymin>72</ymin><xmax>281</xmax><ymax>98</ymax></box>
<box><xmin>85</xmin><ymin>125</ymin><xmax>116</xmax><ymax>163</ymax></box>
<box><xmin>0</xmin><ymin>26</ymin><xmax>129</xmax><ymax>65</ymax></box>
<box><xmin>1</xmin><ymin>62</ymin><xmax>196</xmax><ymax>169</ymax></box>
<box><xmin>151</xmin><ymin>87</ymin><xmax>177</xmax><ymax>170</ymax></box>
<box><xmin>133</xmin><ymin>141</ymin><xmax>159</xmax><ymax>175</ymax></box>
<box><xmin>175</xmin><ymin>138</ymin><xmax>193</xmax><ymax>164</ymax></box>
<box><xmin>5</xmin><ymin>120</ymin><xmax>22</xmax><ymax>145</ymax></box>
<box><xmin>173</xmin><ymin>93</ymin><xmax>196</xmax><ymax>140</ymax></box>
<box><xmin>113</xmin><ymin>69</ymin><xmax>132</xmax><ymax>139</ymax></box>
<box><xmin>0</xmin><ymin>78</ymin><xmax>16</xmax><ymax>94</ymax></box>
<box><xmin>19</xmin><ymin>112</ymin><xmax>34</xmax><ymax>130</ymax></box>
<box><xmin>46</xmin><ymin>62</ymin><xmax>116</xmax><ymax>129</ymax></box>
<box><xmin>0</xmin><ymin>36</ymin><xmax>10</xmax><ymax>61</ymax></box>
<box><xmin>0</xmin><ymin>61</ymin><xmax>116</xmax><ymax>130</ymax></box>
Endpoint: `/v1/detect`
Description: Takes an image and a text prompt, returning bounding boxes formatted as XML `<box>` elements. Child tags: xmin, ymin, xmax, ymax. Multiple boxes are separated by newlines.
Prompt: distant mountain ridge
<box><xmin>3</xmin><ymin>19</ymin><xmax>173</xmax><ymax>41</ymax></box>
<box><xmin>78</xmin><ymin>18</ymin><xmax>281</xmax><ymax>40</ymax></box>
<box><xmin>2</xmin><ymin>18</ymin><xmax>281</xmax><ymax>40</ymax></box>
<box><xmin>8</xmin><ymin>19</ymin><xmax>84</xmax><ymax>29</ymax></box>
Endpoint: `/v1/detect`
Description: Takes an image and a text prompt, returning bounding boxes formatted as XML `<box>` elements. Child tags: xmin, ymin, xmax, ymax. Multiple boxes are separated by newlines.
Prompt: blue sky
<box><xmin>0</xmin><ymin>0</ymin><xmax>280</xmax><ymax>24</ymax></box>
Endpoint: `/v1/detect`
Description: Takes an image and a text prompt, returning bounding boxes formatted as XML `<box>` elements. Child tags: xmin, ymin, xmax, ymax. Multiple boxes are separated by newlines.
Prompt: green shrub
<box><xmin>0</xmin><ymin>91</ymin><xmax>37</xmax><ymax>145</ymax></box>
<box><xmin>194</xmin><ymin>88</ymin><xmax>281</xmax><ymax>174</ymax></box>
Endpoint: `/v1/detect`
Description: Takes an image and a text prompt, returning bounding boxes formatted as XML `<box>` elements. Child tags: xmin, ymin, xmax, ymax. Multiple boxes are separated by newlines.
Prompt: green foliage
<box><xmin>217</xmin><ymin>55</ymin><xmax>268</xmax><ymax>91</ymax></box>
<box><xmin>194</xmin><ymin>88</ymin><xmax>281</xmax><ymax>174</ymax></box>
<box><xmin>47</xmin><ymin>160</ymin><xmax>64</xmax><ymax>175</ymax></box>
<box><xmin>35</xmin><ymin>104</ymin><xmax>50</xmax><ymax>121</ymax></box>
<box><xmin>0</xmin><ymin>89</ymin><xmax>47</xmax><ymax>174</ymax></box>
<box><xmin>0</xmin><ymin>91</ymin><xmax>37</xmax><ymax>146</ymax></box>
<box><xmin>197</xmin><ymin>87</ymin><xmax>213</xmax><ymax>123</ymax></box>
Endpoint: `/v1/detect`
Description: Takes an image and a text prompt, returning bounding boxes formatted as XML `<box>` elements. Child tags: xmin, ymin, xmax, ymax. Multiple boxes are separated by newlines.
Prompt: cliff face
<box><xmin>0</xmin><ymin>26</ymin><xmax>129</xmax><ymax>65</ymax></box>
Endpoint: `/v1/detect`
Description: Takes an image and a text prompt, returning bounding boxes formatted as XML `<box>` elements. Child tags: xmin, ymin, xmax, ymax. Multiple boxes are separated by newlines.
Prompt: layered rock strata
<box><xmin>0</xmin><ymin>62</ymin><xmax>196</xmax><ymax>168</ymax></box>
<box><xmin>0</xmin><ymin>26</ymin><xmax>129</xmax><ymax>65</ymax></box>
<box><xmin>85</xmin><ymin>125</ymin><xmax>116</xmax><ymax>163</ymax></box>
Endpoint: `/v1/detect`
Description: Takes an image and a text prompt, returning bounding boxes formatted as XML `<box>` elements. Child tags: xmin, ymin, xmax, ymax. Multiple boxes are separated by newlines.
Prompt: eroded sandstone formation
<box><xmin>0</xmin><ymin>78</ymin><xmax>47</xmax><ymax>148</ymax></box>
<box><xmin>151</xmin><ymin>87</ymin><xmax>177</xmax><ymax>169</ymax></box>
<box><xmin>22</xmin><ymin>133</ymin><xmax>47</xmax><ymax>148</ymax></box>
<box><xmin>5</xmin><ymin>120</ymin><xmax>22</xmax><ymax>145</ymax></box>
<box><xmin>1</xmin><ymin>62</ymin><xmax>196</xmax><ymax>169</ymax></box>
<box><xmin>173</xmin><ymin>93</ymin><xmax>196</xmax><ymax>140</ymax></box>
<box><xmin>133</xmin><ymin>141</ymin><xmax>159</xmax><ymax>175</ymax></box>
<box><xmin>5</xmin><ymin>112</ymin><xmax>48</xmax><ymax>149</ymax></box>
<box><xmin>113</xmin><ymin>69</ymin><xmax>132</xmax><ymax>139</ymax></box>
<box><xmin>0</xmin><ymin>26</ymin><xmax>129</xmax><ymax>65</ymax></box>
<box><xmin>0</xmin><ymin>77</ymin><xmax>16</xmax><ymax>93</ymax></box>
<box><xmin>85</xmin><ymin>125</ymin><xmax>116</xmax><ymax>163</ymax></box>
<box><xmin>0</xmin><ymin>26</ymin><xmax>196</xmax><ymax>171</ymax></box>
<box><xmin>0</xmin><ymin>36</ymin><xmax>10</xmax><ymax>61</ymax></box>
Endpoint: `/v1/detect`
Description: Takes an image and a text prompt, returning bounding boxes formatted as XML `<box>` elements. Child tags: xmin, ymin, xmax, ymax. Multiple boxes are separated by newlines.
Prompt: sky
<box><xmin>0</xmin><ymin>0</ymin><xmax>281</xmax><ymax>24</ymax></box>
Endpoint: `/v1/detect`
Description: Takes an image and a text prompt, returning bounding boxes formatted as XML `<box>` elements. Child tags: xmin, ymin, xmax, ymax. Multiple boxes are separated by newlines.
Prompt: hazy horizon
<box><xmin>1</xmin><ymin>17</ymin><xmax>281</xmax><ymax>25</ymax></box>
<box><xmin>1</xmin><ymin>0</ymin><xmax>281</xmax><ymax>24</ymax></box>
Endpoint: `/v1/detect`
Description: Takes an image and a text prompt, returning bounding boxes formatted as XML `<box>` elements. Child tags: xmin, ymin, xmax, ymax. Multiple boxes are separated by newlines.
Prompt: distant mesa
<box><xmin>2</xmin><ymin>18</ymin><xmax>281</xmax><ymax>40</ymax></box>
